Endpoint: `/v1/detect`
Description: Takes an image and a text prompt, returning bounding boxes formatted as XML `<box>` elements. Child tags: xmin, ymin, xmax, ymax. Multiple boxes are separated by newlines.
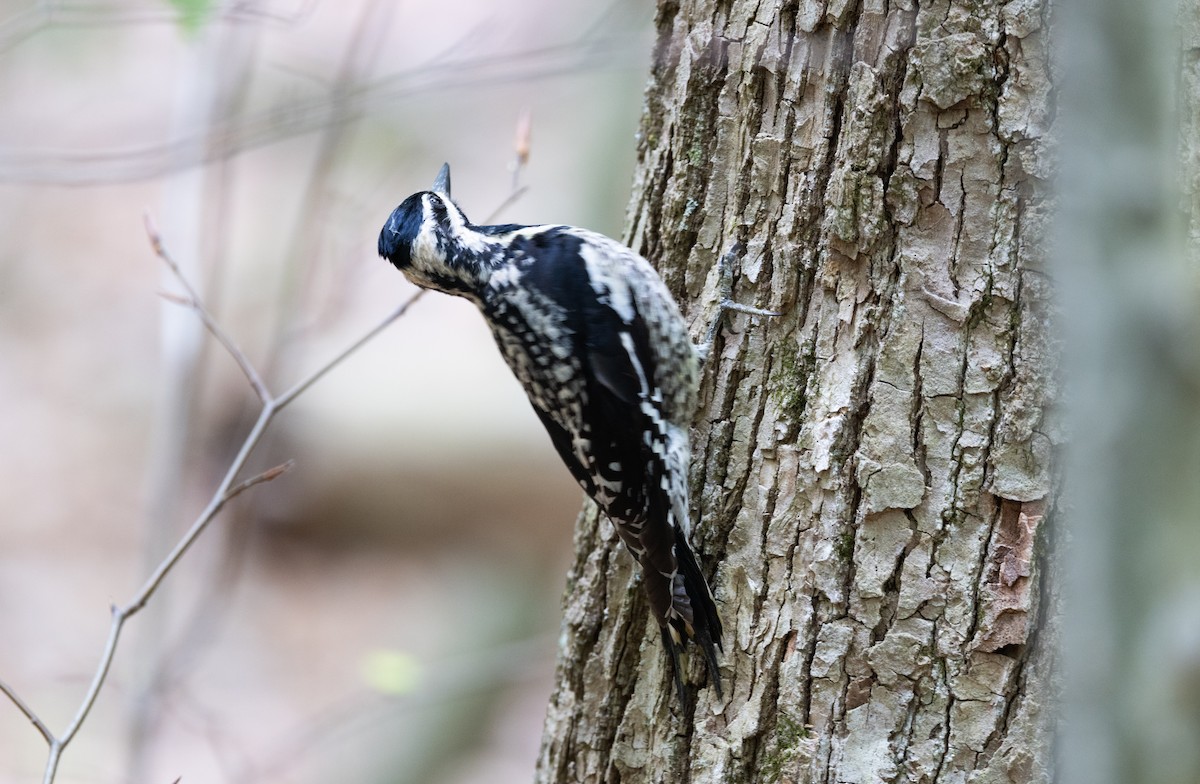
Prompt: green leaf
<box><xmin>167</xmin><ymin>0</ymin><xmax>214</xmax><ymax>35</ymax></box>
<box><xmin>361</xmin><ymin>649</ymin><xmax>423</xmax><ymax>695</ymax></box>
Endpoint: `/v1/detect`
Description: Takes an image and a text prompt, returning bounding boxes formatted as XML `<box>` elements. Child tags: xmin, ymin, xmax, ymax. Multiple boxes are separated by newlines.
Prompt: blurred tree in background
<box><xmin>1058</xmin><ymin>2</ymin><xmax>1200</xmax><ymax>784</ymax></box>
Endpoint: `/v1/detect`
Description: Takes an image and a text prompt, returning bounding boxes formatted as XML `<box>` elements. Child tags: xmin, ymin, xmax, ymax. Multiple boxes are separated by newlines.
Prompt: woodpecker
<box><xmin>379</xmin><ymin>164</ymin><xmax>730</xmax><ymax>703</ymax></box>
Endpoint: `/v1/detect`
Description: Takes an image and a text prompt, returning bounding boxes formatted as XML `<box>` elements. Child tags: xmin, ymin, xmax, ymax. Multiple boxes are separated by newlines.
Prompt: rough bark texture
<box><xmin>536</xmin><ymin>1</ymin><xmax>1056</xmax><ymax>782</ymax></box>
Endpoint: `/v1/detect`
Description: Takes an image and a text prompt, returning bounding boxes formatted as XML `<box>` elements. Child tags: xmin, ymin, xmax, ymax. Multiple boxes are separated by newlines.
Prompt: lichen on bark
<box><xmin>536</xmin><ymin>1</ymin><xmax>1057</xmax><ymax>782</ymax></box>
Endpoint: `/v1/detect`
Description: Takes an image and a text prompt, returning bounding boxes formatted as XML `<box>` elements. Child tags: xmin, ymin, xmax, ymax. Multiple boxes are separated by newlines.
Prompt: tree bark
<box><xmin>536</xmin><ymin>2</ymin><xmax>1055</xmax><ymax>782</ymax></box>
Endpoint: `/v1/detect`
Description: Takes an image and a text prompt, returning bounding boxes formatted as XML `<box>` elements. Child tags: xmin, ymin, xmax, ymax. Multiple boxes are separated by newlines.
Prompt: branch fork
<box><xmin>0</xmin><ymin>215</ymin><xmax>421</xmax><ymax>784</ymax></box>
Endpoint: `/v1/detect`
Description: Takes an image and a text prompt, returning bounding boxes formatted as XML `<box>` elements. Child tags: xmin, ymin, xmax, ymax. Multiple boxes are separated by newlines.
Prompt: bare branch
<box><xmin>509</xmin><ymin>108</ymin><xmax>532</xmax><ymax>191</ymax></box>
<box><xmin>0</xmin><ymin>34</ymin><xmax>638</xmax><ymax>185</ymax></box>
<box><xmin>43</xmin><ymin>744</ymin><xmax>64</xmax><ymax>784</ymax></box>
<box><xmin>57</xmin><ymin>607</ymin><xmax>126</xmax><ymax>748</ymax></box>
<box><xmin>0</xmin><ymin>1</ymin><xmax>319</xmax><ymax>54</ymax></box>
<box><xmin>144</xmin><ymin>213</ymin><xmax>272</xmax><ymax>403</ymax></box>
<box><xmin>12</xmin><ymin>218</ymin><xmax>421</xmax><ymax>782</ymax></box>
<box><xmin>0</xmin><ymin>679</ymin><xmax>53</xmax><ymax>744</ymax></box>
<box><xmin>42</xmin><ymin>421</ymin><xmax>294</xmax><ymax>783</ymax></box>
<box><xmin>492</xmin><ymin>112</ymin><xmax>533</xmax><ymax>222</ymax></box>
<box><xmin>7</xmin><ymin>163</ymin><xmax>521</xmax><ymax>782</ymax></box>
<box><xmin>224</xmin><ymin>461</ymin><xmax>295</xmax><ymax>502</ymax></box>
<box><xmin>155</xmin><ymin>290</ymin><xmax>191</xmax><ymax>306</ymax></box>
<box><xmin>125</xmin><ymin>406</ymin><xmax>275</xmax><ymax>622</ymax></box>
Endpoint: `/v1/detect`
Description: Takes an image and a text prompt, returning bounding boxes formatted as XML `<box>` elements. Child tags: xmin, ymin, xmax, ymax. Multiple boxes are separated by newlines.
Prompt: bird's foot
<box><xmin>697</xmin><ymin>242</ymin><xmax>782</xmax><ymax>364</ymax></box>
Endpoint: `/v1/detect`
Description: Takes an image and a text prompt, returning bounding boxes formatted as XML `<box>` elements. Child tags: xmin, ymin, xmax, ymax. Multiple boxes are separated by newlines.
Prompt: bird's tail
<box><xmin>662</xmin><ymin>527</ymin><xmax>724</xmax><ymax>703</ymax></box>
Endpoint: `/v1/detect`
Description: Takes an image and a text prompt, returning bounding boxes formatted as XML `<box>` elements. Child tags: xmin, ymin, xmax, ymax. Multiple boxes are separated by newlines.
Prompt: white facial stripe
<box><xmin>441</xmin><ymin>198</ymin><xmax>490</xmax><ymax>254</ymax></box>
<box><xmin>412</xmin><ymin>195</ymin><xmax>441</xmax><ymax>270</ymax></box>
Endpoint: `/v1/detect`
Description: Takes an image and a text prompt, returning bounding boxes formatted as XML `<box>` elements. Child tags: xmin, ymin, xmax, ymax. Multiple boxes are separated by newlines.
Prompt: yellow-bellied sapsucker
<box><xmin>378</xmin><ymin>164</ymin><xmax>728</xmax><ymax>702</ymax></box>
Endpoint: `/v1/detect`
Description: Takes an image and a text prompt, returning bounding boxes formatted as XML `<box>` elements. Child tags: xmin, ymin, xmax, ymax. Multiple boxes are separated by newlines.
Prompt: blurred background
<box><xmin>0</xmin><ymin>1</ymin><xmax>654</xmax><ymax>782</ymax></box>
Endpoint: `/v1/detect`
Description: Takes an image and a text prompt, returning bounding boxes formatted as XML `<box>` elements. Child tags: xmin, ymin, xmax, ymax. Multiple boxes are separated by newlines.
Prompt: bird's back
<box><xmin>478</xmin><ymin>226</ymin><xmax>699</xmax><ymax>524</ymax></box>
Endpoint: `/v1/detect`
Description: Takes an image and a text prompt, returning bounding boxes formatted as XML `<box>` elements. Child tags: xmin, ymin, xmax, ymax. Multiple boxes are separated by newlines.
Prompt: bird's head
<box><xmin>378</xmin><ymin>163</ymin><xmax>487</xmax><ymax>295</ymax></box>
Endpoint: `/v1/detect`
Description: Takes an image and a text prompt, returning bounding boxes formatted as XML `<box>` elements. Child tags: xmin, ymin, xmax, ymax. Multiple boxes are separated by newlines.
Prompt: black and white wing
<box><xmin>484</xmin><ymin>228</ymin><xmax>722</xmax><ymax>697</ymax></box>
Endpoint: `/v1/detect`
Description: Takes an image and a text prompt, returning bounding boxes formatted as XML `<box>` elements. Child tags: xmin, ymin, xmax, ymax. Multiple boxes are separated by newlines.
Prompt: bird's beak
<box><xmin>431</xmin><ymin>162</ymin><xmax>451</xmax><ymax>197</ymax></box>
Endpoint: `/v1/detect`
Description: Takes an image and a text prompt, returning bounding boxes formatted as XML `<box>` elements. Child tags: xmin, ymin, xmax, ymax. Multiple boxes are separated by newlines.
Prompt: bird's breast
<box><xmin>484</xmin><ymin>286</ymin><xmax>586</xmax><ymax>433</ymax></box>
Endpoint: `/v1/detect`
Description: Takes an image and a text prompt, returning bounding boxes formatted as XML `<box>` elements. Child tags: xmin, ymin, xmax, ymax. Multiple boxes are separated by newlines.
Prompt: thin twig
<box><xmin>42</xmin><ymin>744</ymin><xmax>63</xmax><ymax>784</ymax></box>
<box><xmin>224</xmin><ymin>461</ymin><xmax>295</xmax><ymax>501</ymax></box>
<box><xmin>0</xmin><ymin>1</ymin><xmax>318</xmax><ymax>54</ymax></box>
<box><xmin>125</xmin><ymin>405</ymin><xmax>274</xmax><ymax>620</ymax></box>
<box><xmin>52</xmin><ymin>414</ymin><xmax>282</xmax><ymax>758</ymax></box>
<box><xmin>145</xmin><ymin>212</ymin><xmax>272</xmax><ymax>403</ymax></box>
<box><xmin>509</xmin><ymin>108</ymin><xmax>532</xmax><ymax>192</ymax></box>
<box><xmin>8</xmin><ymin>157</ymin><xmax>519</xmax><ymax>781</ymax></box>
<box><xmin>46</xmin><ymin>425</ymin><xmax>290</xmax><ymax>779</ymax></box>
<box><xmin>57</xmin><ymin>606</ymin><xmax>127</xmax><ymax>748</ymax></box>
<box><xmin>0</xmin><ymin>679</ymin><xmax>53</xmax><ymax>744</ymax></box>
<box><xmin>0</xmin><ymin>31</ymin><xmax>638</xmax><ymax>185</ymax></box>
<box><xmin>488</xmin><ymin>114</ymin><xmax>532</xmax><ymax>224</ymax></box>
<box><xmin>8</xmin><ymin>220</ymin><xmax>421</xmax><ymax>784</ymax></box>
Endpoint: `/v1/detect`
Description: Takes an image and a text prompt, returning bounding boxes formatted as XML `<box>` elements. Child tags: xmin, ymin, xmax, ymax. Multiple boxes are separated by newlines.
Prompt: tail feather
<box><xmin>661</xmin><ymin>627</ymin><xmax>688</xmax><ymax>706</ymax></box>
<box><xmin>667</xmin><ymin>526</ymin><xmax>723</xmax><ymax>701</ymax></box>
<box><xmin>620</xmin><ymin>514</ymin><xmax>724</xmax><ymax>704</ymax></box>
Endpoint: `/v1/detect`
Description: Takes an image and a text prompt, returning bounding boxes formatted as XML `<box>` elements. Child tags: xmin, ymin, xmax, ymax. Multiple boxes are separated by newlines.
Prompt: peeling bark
<box><xmin>536</xmin><ymin>1</ymin><xmax>1056</xmax><ymax>782</ymax></box>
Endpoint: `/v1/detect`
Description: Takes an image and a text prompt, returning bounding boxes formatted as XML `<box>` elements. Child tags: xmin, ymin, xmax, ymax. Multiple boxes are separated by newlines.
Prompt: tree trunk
<box><xmin>536</xmin><ymin>1</ymin><xmax>1055</xmax><ymax>782</ymax></box>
